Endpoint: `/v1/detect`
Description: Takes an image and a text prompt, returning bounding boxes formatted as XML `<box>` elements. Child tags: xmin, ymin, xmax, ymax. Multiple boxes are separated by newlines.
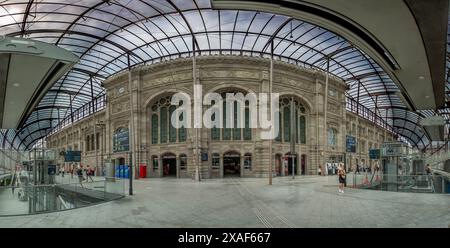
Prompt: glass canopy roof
<box><xmin>0</xmin><ymin>0</ymin><xmax>444</xmax><ymax>150</ymax></box>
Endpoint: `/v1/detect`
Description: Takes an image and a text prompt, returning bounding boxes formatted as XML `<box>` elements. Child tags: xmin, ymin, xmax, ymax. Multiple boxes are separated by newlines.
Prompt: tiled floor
<box><xmin>0</xmin><ymin>175</ymin><xmax>449</xmax><ymax>228</ymax></box>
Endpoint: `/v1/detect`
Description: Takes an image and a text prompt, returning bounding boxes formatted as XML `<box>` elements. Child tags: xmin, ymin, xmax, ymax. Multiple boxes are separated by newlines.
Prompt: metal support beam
<box><xmin>127</xmin><ymin>53</ymin><xmax>134</xmax><ymax>195</ymax></box>
<box><xmin>323</xmin><ymin>57</ymin><xmax>330</xmax><ymax>174</ymax></box>
<box><xmin>269</xmin><ymin>39</ymin><xmax>273</xmax><ymax>185</ymax></box>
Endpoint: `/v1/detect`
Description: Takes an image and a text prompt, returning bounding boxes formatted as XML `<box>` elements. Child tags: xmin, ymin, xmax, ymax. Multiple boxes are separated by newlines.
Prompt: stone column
<box><xmin>281</xmin><ymin>156</ymin><xmax>285</xmax><ymax>176</ymax></box>
<box><xmin>219</xmin><ymin>155</ymin><xmax>224</xmax><ymax>178</ymax></box>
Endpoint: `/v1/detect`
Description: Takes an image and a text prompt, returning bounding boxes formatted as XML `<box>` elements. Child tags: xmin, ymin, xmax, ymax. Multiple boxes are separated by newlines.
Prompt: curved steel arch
<box><xmin>0</xmin><ymin>0</ymin><xmax>435</xmax><ymax>149</ymax></box>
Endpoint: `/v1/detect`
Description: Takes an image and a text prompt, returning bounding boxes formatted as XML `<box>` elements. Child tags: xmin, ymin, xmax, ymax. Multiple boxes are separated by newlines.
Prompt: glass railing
<box><xmin>0</xmin><ymin>177</ymin><xmax>125</xmax><ymax>216</ymax></box>
<box><xmin>425</xmin><ymin>147</ymin><xmax>450</xmax><ymax>170</ymax></box>
<box><xmin>340</xmin><ymin>173</ymin><xmax>450</xmax><ymax>193</ymax></box>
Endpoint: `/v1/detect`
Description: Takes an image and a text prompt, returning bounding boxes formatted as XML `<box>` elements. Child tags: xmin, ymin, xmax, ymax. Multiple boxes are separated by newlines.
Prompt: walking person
<box><xmin>77</xmin><ymin>165</ymin><xmax>85</xmax><ymax>187</ymax></box>
<box><xmin>338</xmin><ymin>163</ymin><xmax>346</xmax><ymax>194</ymax></box>
<box><xmin>425</xmin><ymin>164</ymin><xmax>432</xmax><ymax>175</ymax></box>
<box><xmin>86</xmin><ymin>165</ymin><xmax>94</xmax><ymax>182</ymax></box>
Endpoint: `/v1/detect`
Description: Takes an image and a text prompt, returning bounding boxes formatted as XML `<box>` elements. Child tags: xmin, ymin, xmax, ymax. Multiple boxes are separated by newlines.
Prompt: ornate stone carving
<box><xmin>112</xmin><ymin>101</ymin><xmax>130</xmax><ymax>114</ymax></box>
<box><xmin>114</xmin><ymin>85</ymin><xmax>127</xmax><ymax>98</ymax></box>
<box><xmin>280</xmin><ymin>77</ymin><xmax>315</xmax><ymax>92</ymax></box>
<box><xmin>143</xmin><ymin>72</ymin><xmax>192</xmax><ymax>89</ymax></box>
<box><xmin>261</xmin><ymin>71</ymin><xmax>269</xmax><ymax>80</ymax></box>
<box><xmin>327</xmin><ymin>103</ymin><xmax>340</xmax><ymax>115</ymax></box>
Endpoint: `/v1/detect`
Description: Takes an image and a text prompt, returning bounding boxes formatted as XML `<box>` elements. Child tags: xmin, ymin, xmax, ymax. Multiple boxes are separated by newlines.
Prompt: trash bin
<box><xmin>119</xmin><ymin>165</ymin><xmax>124</xmax><ymax>178</ymax></box>
<box><xmin>139</xmin><ymin>164</ymin><xmax>147</xmax><ymax>178</ymax></box>
<box><xmin>115</xmin><ymin>165</ymin><xmax>120</xmax><ymax>178</ymax></box>
<box><xmin>123</xmin><ymin>165</ymin><xmax>129</xmax><ymax>179</ymax></box>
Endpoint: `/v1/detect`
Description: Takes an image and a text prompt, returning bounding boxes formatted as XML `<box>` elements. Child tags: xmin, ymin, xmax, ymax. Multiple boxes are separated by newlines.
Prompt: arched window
<box><xmin>212</xmin><ymin>90</ymin><xmax>252</xmax><ymax>141</ymax></box>
<box><xmin>328</xmin><ymin>128</ymin><xmax>337</xmax><ymax>146</ymax></box>
<box><xmin>86</xmin><ymin>136</ymin><xmax>90</xmax><ymax>151</ymax></box>
<box><xmin>277</xmin><ymin>97</ymin><xmax>307</xmax><ymax>144</ymax></box>
<box><xmin>150</xmin><ymin>95</ymin><xmax>186</xmax><ymax>144</ymax></box>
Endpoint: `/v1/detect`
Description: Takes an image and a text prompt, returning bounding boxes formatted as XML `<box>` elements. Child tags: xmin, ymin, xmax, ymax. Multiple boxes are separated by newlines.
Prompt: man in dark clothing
<box><xmin>77</xmin><ymin>166</ymin><xmax>84</xmax><ymax>187</ymax></box>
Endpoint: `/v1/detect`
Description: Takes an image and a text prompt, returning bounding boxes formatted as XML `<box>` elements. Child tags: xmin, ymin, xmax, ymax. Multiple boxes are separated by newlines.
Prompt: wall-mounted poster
<box><xmin>346</xmin><ymin>135</ymin><xmax>356</xmax><ymax>153</ymax></box>
<box><xmin>201</xmin><ymin>150</ymin><xmax>208</xmax><ymax>161</ymax></box>
<box><xmin>113</xmin><ymin>127</ymin><xmax>130</xmax><ymax>152</ymax></box>
<box><xmin>369</xmin><ymin>149</ymin><xmax>380</xmax><ymax>159</ymax></box>
<box><xmin>65</xmin><ymin>151</ymin><xmax>81</xmax><ymax>162</ymax></box>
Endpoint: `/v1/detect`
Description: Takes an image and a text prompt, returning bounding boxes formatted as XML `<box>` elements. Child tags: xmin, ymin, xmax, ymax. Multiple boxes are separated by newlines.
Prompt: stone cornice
<box><xmin>103</xmin><ymin>55</ymin><xmax>347</xmax><ymax>89</ymax></box>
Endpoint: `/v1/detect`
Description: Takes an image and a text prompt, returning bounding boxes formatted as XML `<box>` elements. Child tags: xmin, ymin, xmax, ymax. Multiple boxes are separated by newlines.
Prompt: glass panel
<box><xmin>180</xmin><ymin>155</ymin><xmax>187</xmax><ymax>170</ymax></box>
<box><xmin>152</xmin><ymin>114</ymin><xmax>159</xmax><ymax>144</ymax></box>
<box><xmin>169</xmin><ymin>106</ymin><xmax>176</xmax><ymax>143</ymax></box>
<box><xmin>153</xmin><ymin>157</ymin><xmax>158</xmax><ymax>171</ymax></box>
<box><xmin>96</xmin><ymin>133</ymin><xmax>100</xmax><ymax>150</ymax></box>
<box><xmin>178</xmin><ymin>113</ymin><xmax>186</xmax><ymax>142</ymax></box>
<box><xmin>328</xmin><ymin>128</ymin><xmax>337</xmax><ymax>146</ymax></box>
<box><xmin>244</xmin><ymin>108</ymin><xmax>252</xmax><ymax>140</ymax></box>
<box><xmin>113</xmin><ymin>128</ymin><xmax>129</xmax><ymax>152</ymax></box>
<box><xmin>160</xmin><ymin>107</ymin><xmax>167</xmax><ymax>143</ymax></box>
<box><xmin>223</xmin><ymin>101</ymin><xmax>231</xmax><ymax>140</ymax></box>
<box><xmin>233</xmin><ymin>102</ymin><xmax>241</xmax><ymax>140</ymax></box>
<box><xmin>300</xmin><ymin>116</ymin><xmax>306</xmax><ymax>144</ymax></box>
<box><xmin>91</xmin><ymin>134</ymin><xmax>95</xmax><ymax>152</ymax></box>
<box><xmin>275</xmin><ymin>110</ymin><xmax>282</xmax><ymax>142</ymax></box>
<box><xmin>244</xmin><ymin>154</ymin><xmax>252</xmax><ymax>170</ymax></box>
<box><xmin>211</xmin><ymin>112</ymin><xmax>220</xmax><ymax>140</ymax></box>
<box><xmin>283</xmin><ymin>107</ymin><xmax>290</xmax><ymax>142</ymax></box>
<box><xmin>212</xmin><ymin>153</ymin><xmax>220</xmax><ymax>169</ymax></box>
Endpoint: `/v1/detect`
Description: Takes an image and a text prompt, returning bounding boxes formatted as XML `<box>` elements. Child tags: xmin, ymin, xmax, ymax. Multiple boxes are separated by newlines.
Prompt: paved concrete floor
<box><xmin>0</xmin><ymin>188</ymin><xmax>28</xmax><ymax>216</ymax></box>
<box><xmin>0</xmin><ymin>175</ymin><xmax>449</xmax><ymax>228</ymax></box>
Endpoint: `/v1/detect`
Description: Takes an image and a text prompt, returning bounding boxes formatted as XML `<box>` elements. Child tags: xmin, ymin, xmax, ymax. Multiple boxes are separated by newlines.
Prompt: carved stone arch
<box><xmin>143</xmin><ymin>89</ymin><xmax>190</xmax><ymax>110</ymax></box>
<box><xmin>112</xmin><ymin>120</ymin><xmax>130</xmax><ymax>133</ymax></box>
<box><xmin>327</xmin><ymin>121</ymin><xmax>340</xmax><ymax>130</ymax></box>
<box><xmin>205</xmin><ymin>84</ymin><xmax>256</xmax><ymax>96</ymax></box>
<box><xmin>223</xmin><ymin>150</ymin><xmax>241</xmax><ymax>156</ymax></box>
<box><xmin>277</xmin><ymin>92</ymin><xmax>313</xmax><ymax>113</ymax></box>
